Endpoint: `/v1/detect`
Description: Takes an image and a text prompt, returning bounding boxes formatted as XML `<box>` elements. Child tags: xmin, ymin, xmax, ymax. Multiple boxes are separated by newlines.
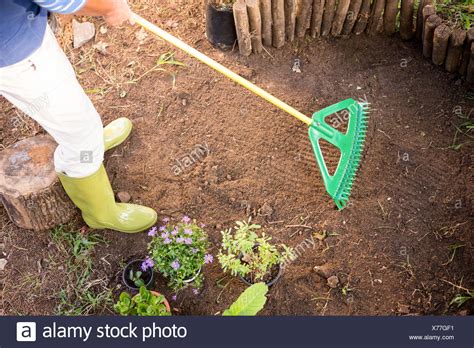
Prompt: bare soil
<box><xmin>1</xmin><ymin>0</ymin><xmax>473</xmax><ymax>316</ymax></box>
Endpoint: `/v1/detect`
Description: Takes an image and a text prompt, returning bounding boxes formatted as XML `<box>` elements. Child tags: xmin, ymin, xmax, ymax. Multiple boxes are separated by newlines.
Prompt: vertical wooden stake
<box><xmin>311</xmin><ymin>0</ymin><xmax>326</xmax><ymax>37</ymax></box>
<box><xmin>260</xmin><ymin>0</ymin><xmax>273</xmax><ymax>46</ymax></box>
<box><xmin>296</xmin><ymin>0</ymin><xmax>313</xmax><ymax>38</ymax></box>
<box><xmin>416</xmin><ymin>0</ymin><xmax>433</xmax><ymax>41</ymax></box>
<box><xmin>285</xmin><ymin>0</ymin><xmax>297</xmax><ymax>41</ymax></box>
<box><xmin>467</xmin><ymin>45</ymin><xmax>474</xmax><ymax>84</ymax></box>
<box><xmin>368</xmin><ymin>0</ymin><xmax>386</xmax><ymax>35</ymax></box>
<box><xmin>342</xmin><ymin>0</ymin><xmax>363</xmax><ymax>35</ymax></box>
<box><xmin>432</xmin><ymin>24</ymin><xmax>452</xmax><ymax>66</ymax></box>
<box><xmin>445</xmin><ymin>29</ymin><xmax>466</xmax><ymax>73</ymax></box>
<box><xmin>272</xmin><ymin>0</ymin><xmax>286</xmax><ymax>48</ymax></box>
<box><xmin>247</xmin><ymin>0</ymin><xmax>263</xmax><ymax>54</ymax></box>
<box><xmin>383</xmin><ymin>0</ymin><xmax>399</xmax><ymax>36</ymax></box>
<box><xmin>353</xmin><ymin>0</ymin><xmax>371</xmax><ymax>35</ymax></box>
<box><xmin>421</xmin><ymin>5</ymin><xmax>436</xmax><ymax>40</ymax></box>
<box><xmin>459</xmin><ymin>28</ymin><xmax>474</xmax><ymax>76</ymax></box>
<box><xmin>400</xmin><ymin>0</ymin><xmax>414</xmax><ymax>40</ymax></box>
<box><xmin>234</xmin><ymin>0</ymin><xmax>252</xmax><ymax>56</ymax></box>
<box><xmin>331</xmin><ymin>0</ymin><xmax>352</xmax><ymax>36</ymax></box>
<box><xmin>423</xmin><ymin>14</ymin><xmax>442</xmax><ymax>58</ymax></box>
<box><xmin>321</xmin><ymin>0</ymin><xmax>336</xmax><ymax>36</ymax></box>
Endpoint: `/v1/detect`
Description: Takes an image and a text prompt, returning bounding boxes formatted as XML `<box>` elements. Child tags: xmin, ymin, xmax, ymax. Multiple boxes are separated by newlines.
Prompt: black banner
<box><xmin>0</xmin><ymin>316</ymin><xmax>472</xmax><ymax>347</ymax></box>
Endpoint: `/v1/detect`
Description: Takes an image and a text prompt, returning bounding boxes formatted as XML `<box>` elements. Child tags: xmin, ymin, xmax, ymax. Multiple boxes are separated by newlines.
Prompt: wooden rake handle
<box><xmin>131</xmin><ymin>12</ymin><xmax>313</xmax><ymax>126</ymax></box>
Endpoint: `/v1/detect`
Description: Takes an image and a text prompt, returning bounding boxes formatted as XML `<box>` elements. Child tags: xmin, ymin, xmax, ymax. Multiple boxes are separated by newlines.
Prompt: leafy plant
<box><xmin>436</xmin><ymin>0</ymin><xmax>473</xmax><ymax>30</ymax></box>
<box><xmin>114</xmin><ymin>286</ymin><xmax>171</xmax><ymax>316</ymax></box>
<box><xmin>218</xmin><ymin>220</ymin><xmax>292</xmax><ymax>283</ymax></box>
<box><xmin>223</xmin><ymin>282</ymin><xmax>268</xmax><ymax>316</ymax></box>
<box><xmin>129</xmin><ymin>270</ymin><xmax>146</xmax><ymax>288</ymax></box>
<box><xmin>147</xmin><ymin>217</ymin><xmax>213</xmax><ymax>292</ymax></box>
<box><xmin>449</xmin><ymin>290</ymin><xmax>474</xmax><ymax>308</ymax></box>
<box><xmin>50</xmin><ymin>226</ymin><xmax>113</xmax><ymax>315</ymax></box>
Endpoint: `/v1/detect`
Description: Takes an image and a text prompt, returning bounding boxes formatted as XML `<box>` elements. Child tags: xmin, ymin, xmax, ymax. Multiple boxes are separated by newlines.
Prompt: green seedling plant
<box><xmin>450</xmin><ymin>290</ymin><xmax>474</xmax><ymax>308</ymax></box>
<box><xmin>129</xmin><ymin>270</ymin><xmax>146</xmax><ymax>288</ymax></box>
<box><xmin>223</xmin><ymin>282</ymin><xmax>269</xmax><ymax>316</ymax></box>
<box><xmin>146</xmin><ymin>217</ymin><xmax>213</xmax><ymax>292</ymax></box>
<box><xmin>114</xmin><ymin>286</ymin><xmax>170</xmax><ymax>316</ymax></box>
<box><xmin>218</xmin><ymin>220</ymin><xmax>292</xmax><ymax>283</ymax></box>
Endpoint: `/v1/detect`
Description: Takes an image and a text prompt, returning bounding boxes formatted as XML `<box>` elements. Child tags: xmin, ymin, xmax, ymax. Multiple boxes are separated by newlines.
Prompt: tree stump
<box><xmin>233</xmin><ymin>0</ymin><xmax>252</xmax><ymax>56</ymax></box>
<box><xmin>423</xmin><ymin>14</ymin><xmax>442</xmax><ymax>58</ymax></box>
<box><xmin>445</xmin><ymin>29</ymin><xmax>466</xmax><ymax>73</ymax></box>
<box><xmin>459</xmin><ymin>28</ymin><xmax>474</xmax><ymax>76</ymax></box>
<box><xmin>353</xmin><ymin>0</ymin><xmax>371</xmax><ymax>35</ymax></box>
<box><xmin>284</xmin><ymin>0</ymin><xmax>297</xmax><ymax>41</ymax></box>
<box><xmin>0</xmin><ymin>135</ymin><xmax>77</xmax><ymax>231</ymax></box>
<box><xmin>383</xmin><ymin>0</ymin><xmax>399</xmax><ymax>36</ymax></box>
<box><xmin>260</xmin><ymin>0</ymin><xmax>273</xmax><ymax>46</ymax></box>
<box><xmin>296</xmin><ymin>0</ymin><xmax>313</xmax><ymax>38</ymax></box>
<box><xmin>432</xmin><ymin>24</ymin><xmax>452</xmax><ymax>66</ymax></box>
<box><xmin>331</xmin><ymin>0</ymin><xmax>352</xmax><ymax>36</ymax></box>
<box><xmin>321</xmin><ymin>0</ymin><xmax>336</xmax><ymax>36</ymax></box>
<box><xmin>246</xmin><ymin>0</ymin><xmax>263</xmax><ymax>54</ymax></box>
<box><xmin>400</xmin><ymin>0</ymin><xmax>414</xmax><ymax>40</ymax></box>
<box><xmin>342</xmin><ymin>0</ymin><xmax>363</xmax><ymax>35</ymax></box>
<box><xmin>272</xmin><ymin>0</ymin><xmax>286</xmax><ymax>48</ymax></box>
<box><xmin>311</xmin><ymin>0</ymin><xmax>326</xmax><ymax>37</ymax></box>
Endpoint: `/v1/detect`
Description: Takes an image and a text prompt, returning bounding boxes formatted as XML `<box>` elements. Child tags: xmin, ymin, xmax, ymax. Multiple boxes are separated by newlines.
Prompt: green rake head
<box><xmin>308</xmin><ymin>98</ymin><xmax>369</xmax><ymax>210</ymax></box>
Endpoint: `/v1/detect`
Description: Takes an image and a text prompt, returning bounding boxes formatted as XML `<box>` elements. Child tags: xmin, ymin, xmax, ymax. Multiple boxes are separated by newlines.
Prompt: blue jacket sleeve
<box><xmin>33</xmin><ymin>0</ymin><xmax>87</xmax><ymax>14</ymax></box>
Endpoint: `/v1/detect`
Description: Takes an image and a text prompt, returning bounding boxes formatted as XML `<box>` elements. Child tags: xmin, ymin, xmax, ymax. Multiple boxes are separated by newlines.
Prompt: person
<box><xmin>0</xmin><ymin>0</ymin><xmax>157</xmax><ymax>233</ymax></box>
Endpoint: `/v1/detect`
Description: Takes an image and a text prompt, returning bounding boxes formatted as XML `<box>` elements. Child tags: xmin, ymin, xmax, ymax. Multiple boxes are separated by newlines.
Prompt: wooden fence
<box><xmin>232</xmin><ymin>0</ymin><xmax>474</xmax><ymax>83</ymax></box>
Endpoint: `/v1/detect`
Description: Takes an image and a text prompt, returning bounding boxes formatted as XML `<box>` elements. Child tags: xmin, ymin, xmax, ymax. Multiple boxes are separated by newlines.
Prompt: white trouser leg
<box><xmin>0</xmin><ymin>25</ymin><xmax>104</xmax><ymax>178</ymax></box>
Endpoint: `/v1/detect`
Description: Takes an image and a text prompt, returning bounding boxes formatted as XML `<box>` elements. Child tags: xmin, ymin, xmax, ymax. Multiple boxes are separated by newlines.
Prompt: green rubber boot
<box><xmin>104</xmin><ymin>117</ymin><xmax>133</xmax><ymax>151</ymax></box>
<box><xmin>58</xmin><ymin>165</ymin><xmax>157</xmax><ymax>233</ymax></box>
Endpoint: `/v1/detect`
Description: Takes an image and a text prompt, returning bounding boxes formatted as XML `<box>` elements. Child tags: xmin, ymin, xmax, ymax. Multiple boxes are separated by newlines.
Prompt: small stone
<box><xmin>117</xmin><ymin>191</ymin><xmax>131</xmax><ymax>203</ymax></box>
<box><xmin>226</xmin><ymin>174</ymin><xmax>232</xmax><ymax>180</ymax></box>
<box><xmin>72</xmin><ymin>20</ymin><xmax>95</xmax><ymax>49</ymax></box>
<box><xmin>165</xmin><ymin>19</ymin><xmax>179</xmax><ymax>29</ymax></box>
<box><xmin>93</xmin><ymin>41</ymin><xmax>109</xmax><ymax>55</ymax></box>
<box><xmin>99</xmin><ymin>26</ymin><xmax>108</xmax><ymax>34</ymax></box>
<box><xmin>135</xmin><ymin>27</ymin><xmax>148</xmax><ymax>44</ymax></box>
<box><xmin>313</xmin><ymin>263</ymin><xmax>335</xmax><ymax>278</ymax></box>
<box><xmin>181</xmin><ymin>99</ymin><xmax>187</xmax><ymax>106</ymax></box>
<box><xmin>327</xmin><ymin>275</ymin><xmax>339</xmax><ymax>288</ymax></box>
<box><xmin>258</xmin><ymin>202</ymin><xmax>273</xmax><ymax>216</ymax></box>
<box><xmin>0</xmin><ymin>258</ymin><xmax>7</xmax><ymax>271</ymax></box>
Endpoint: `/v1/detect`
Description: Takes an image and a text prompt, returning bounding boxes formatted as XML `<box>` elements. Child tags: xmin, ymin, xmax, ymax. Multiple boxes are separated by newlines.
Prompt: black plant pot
<box><xmin>238</xmin><ymin>244</ymin><xmax>283</xmax><ymax>286</ymax></box>
<box><xmin>205</xmin><ymin>3</ymin><xmax>237</xmax><ymax>50</ymax></box>
<box><xmin>240</xmin><ymin>263</ymin><xmax>282</xmax><ymax>287</ymax></box>
<box><xmin>122</xmin><ymin>259</ymin><xmax>154</xmax><ymax>291</ymax></box>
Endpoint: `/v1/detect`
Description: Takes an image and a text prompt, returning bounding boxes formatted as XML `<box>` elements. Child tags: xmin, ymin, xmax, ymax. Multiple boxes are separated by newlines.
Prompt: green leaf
<box><xmin>222</xmin><ymin>283</ymin><xmax>268</xmax><ymax>316</ymax></box>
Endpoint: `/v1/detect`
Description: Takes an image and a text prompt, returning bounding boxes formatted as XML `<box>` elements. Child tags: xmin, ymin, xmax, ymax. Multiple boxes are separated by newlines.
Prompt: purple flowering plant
<box><xmin>147</xmin><ymin>216</ymin><xmax>212</xmax><ymax>291</ymax></box>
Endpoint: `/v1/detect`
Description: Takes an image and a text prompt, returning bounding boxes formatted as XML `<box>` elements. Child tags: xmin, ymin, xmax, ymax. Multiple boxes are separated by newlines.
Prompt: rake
<box><xmin>132</xmin><ymin>13</ymin><xmax>369</xmax><ymax>210</ymax></box>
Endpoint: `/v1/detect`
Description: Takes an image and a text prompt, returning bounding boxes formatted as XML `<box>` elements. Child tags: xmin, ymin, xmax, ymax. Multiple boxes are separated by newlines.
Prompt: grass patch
<box><xmin>436</xmin><ymin>0</ymin><xmax>473</xmax><ymax>30</ymax></box>
<box><xmin>50</xmin><ymin>225</ymin><xmax>113</xmax><ymax>315</ymax></box>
